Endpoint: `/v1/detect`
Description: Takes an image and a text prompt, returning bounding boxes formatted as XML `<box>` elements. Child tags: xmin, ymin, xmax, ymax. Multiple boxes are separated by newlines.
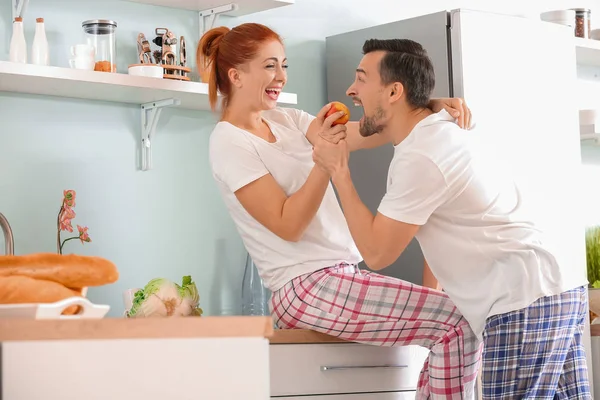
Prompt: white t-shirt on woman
<box><xmin>209</xmin><ymin>107</ymin><xmax>362</xmax><ymax>291</ymax></box>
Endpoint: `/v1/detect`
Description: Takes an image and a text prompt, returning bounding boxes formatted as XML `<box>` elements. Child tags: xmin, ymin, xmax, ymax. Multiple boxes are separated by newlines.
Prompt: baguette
<box><xmin>0</xmin><ymin>253</ymin><xmax>119</xmax><ymax>288</ymax></box>
<box><xmin>0</xmin><ymin>275</ymin><xmax>83</xmax><ymax>314</ymax></box>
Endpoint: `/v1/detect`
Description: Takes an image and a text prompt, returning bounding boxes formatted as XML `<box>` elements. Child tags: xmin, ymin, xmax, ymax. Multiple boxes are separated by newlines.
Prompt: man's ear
<box><xmin>389</xmin><ymin>82</ymin><xmax>404</xmax><ymax>104</ymax></box>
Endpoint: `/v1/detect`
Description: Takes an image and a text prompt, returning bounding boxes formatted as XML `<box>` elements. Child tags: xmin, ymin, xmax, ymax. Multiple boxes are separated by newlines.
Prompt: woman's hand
<box><xmin>429</xmin><ymin>98</ymin><xmax>472</xmax><ymax>130</ymax></box>
<box><xmin>306</xmin><ymin>103</ymin><xmax>348</xmax><ymax>145</ymax></box>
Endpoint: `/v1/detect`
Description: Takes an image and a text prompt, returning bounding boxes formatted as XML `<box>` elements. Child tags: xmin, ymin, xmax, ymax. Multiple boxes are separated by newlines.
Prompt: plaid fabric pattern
<box><xmin>271</xmin><ymin>263</ymin><xmax>482</xmax><ymax>400</ymax></box>
<box><xmin>481</xmin><ymin>285</ymin><xmax>591</xmax><ymax>399</ymax></box>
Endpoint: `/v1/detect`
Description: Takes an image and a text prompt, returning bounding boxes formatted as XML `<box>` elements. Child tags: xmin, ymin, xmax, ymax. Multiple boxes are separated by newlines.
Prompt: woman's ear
<box><xmin>228</xmin><ymin>67</ymin><xmax>242</xmax><ymax>88</ymax></box>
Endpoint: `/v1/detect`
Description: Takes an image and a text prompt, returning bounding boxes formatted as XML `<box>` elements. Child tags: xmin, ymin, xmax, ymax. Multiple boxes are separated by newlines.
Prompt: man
<box><xmin>312</xmin><ymin>38</ymin><xmax>591</xmax><ymax>399</ymax></box>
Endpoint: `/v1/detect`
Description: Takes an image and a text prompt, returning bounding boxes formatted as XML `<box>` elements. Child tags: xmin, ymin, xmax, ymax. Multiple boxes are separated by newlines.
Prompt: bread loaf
<box><xmin>0</xmin><ymin>275</ymin><xmax>83</xmax><ymax>314</ymax></box>
<box><xmin>0</xmin><ymin>253</ymin><xmax>119</xmax><ymax>288</ymax></box>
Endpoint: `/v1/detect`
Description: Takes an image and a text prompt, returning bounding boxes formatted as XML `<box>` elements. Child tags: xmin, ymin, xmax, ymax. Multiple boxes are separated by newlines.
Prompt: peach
<box><xmin>325</xmin><ymin>101</ymin><xmax>350</xmax><ymax>126</ymax></box>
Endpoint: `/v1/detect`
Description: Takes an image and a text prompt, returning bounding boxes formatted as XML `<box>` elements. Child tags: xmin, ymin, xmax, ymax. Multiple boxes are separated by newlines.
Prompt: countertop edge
<box><xmin>269</xmin><ymin>329</ymin><xmax>350</xmax><ymax>344</ymax></box>
<box><xmin>0</xmin><ymin>316</ymin><xmax>274</xmax><ymax>341</ymax></box>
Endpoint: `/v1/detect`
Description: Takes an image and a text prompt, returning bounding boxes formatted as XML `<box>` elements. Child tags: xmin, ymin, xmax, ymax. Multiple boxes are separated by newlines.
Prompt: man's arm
<box><xmin>332</xmin><ymin>167</ymin><xmax>420</xmax><ymax>269</ymax></box>
<box><xmin>312</xmin><ymin>139</ymin><xmax>449</xmax><ymax>272</ymax></box>
<box><xmin>309</xmin><ymin>98</ymin><xmax>472</xmax><ymax>152</ymax></box>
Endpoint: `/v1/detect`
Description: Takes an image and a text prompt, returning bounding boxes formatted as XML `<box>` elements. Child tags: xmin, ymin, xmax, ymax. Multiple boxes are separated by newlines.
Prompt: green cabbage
<box><xmin>127</xmin><ymin>275</ymin><xmax>203</xmax><ymax>318</ymax></box>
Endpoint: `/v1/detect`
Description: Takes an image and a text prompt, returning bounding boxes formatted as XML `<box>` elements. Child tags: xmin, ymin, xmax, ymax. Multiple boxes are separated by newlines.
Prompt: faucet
<box><xmin>0</xmin><ymin>213</ymin><xmax>14</xmax><ymax>256</ymax></box>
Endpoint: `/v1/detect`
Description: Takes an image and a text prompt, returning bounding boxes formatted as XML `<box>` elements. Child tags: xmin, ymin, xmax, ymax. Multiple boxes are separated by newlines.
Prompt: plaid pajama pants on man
<box><xmin>270</xmin><ymin>263</ymin><xmax>482</xmax><ymax>400</ymax></box>
<box><xmin>481</xmin><ymin>285</ymin><xmax>591</xmax><ymax>399</ymax></box>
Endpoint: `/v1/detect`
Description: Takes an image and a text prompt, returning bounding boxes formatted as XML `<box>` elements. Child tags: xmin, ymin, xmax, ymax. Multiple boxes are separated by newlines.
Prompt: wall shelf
<box><xmin>0</xmin><ymin>61</ymin><xmax>297</xmax><ymax>171</ymax></box>
<box><xmin>575</xmin><ymin>37</ymin><xmax>600</xmax><ymax>67</ymax></box>
<box><xmin>0</xmin><ymin>61</ymin><xmax>297</xmax><ymax>110</ymax></box>
<box><xmin>122</xmin><ymin>0</ymin><xmax>294</xmax><ymax>15</ymax></box>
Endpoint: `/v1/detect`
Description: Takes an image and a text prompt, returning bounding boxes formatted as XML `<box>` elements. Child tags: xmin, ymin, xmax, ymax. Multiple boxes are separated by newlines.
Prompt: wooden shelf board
<box><xmin>0</xmin><ymin>61</ymin><xmax>297</xmax><ymax>110</ymax></box>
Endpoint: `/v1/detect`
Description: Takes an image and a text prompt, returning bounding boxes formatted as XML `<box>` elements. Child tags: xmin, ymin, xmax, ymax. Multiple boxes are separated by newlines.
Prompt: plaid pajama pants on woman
<box><xmin>271</xmin><ymin>263</ymin><xmax>482</xmax><ymax>400</ymax></box>
<box><xmin>481</xmin><ymin>285</ymin><xmax>591</xmax><ymax>399</ymax></box>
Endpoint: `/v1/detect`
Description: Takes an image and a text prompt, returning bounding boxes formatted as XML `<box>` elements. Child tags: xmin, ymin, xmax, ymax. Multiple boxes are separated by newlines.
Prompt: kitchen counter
<box><xmin>1</xmin><ymin>316</ymin><xmax>275</xmax><ymax>400</ymax></box>
<box><xmin>0</xmin><ymin>316</ymin><xmax>274</xmax><ymax>341</ymax></box>
<box><xmin>0</xmin><ymin>315</ymin><xmax>349</xmax><ymax>344</ymax></box>
<box><xmin>1</xmin><ymin>317</ymin><xmax>423</xmax><ymax>400</ymax></box>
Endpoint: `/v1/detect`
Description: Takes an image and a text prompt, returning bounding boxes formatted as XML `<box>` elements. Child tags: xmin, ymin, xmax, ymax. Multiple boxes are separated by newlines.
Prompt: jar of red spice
<box><xmin>571</xmin><ymin>8</ymin><xmax>591</xmax><ymax>38</ymax></box>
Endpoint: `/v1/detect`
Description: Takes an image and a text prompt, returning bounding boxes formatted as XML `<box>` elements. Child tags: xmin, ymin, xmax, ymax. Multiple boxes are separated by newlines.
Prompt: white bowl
<box><xmin>128</xmin><ymin>64</ymin><xmax>163</xmax><ymax>79</ymax></box>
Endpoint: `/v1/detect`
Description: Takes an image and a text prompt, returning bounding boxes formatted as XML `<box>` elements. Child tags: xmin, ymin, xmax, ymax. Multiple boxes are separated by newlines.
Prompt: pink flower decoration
<box><xmin>57</xmin><ymin>189</ymin><xmax>92</xmax><ymax>255</ymax></box>
<box><xmin>77</xmin><ymin>225</ymin><xmax>91</xmax><ymax>243</ymax></box>
<box><xmin>59</xmin><ymin>206</ymin><xmax>76</xmax><ymax>232</ymax></box>
<box><xmin>63</xmin><ymin>190</ymin><xmax>76</xmax><ymax>207</ymax></box>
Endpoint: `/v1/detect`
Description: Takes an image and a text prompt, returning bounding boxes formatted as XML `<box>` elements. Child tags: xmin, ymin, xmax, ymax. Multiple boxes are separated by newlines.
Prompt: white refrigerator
<box><xmin>325</xmin><ymin>8</ymin><xmax>592</xmax><ymax>395</ymax></box>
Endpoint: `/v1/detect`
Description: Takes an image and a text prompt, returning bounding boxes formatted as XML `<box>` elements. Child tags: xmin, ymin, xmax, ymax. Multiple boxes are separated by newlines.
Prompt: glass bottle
<box><xmin>9</xmin><ymin>16</ymin><xmax>27</xmax><ymax>64</ymax></box>
<box><xmin>241</xmin><ymin>253</ymin><xmax>271</xmax><ymax>316</ymax></box>
<box><xmin>31</xmin><ymin>18</ymin><xmax>49</xmax><ymax>66</ymax></box>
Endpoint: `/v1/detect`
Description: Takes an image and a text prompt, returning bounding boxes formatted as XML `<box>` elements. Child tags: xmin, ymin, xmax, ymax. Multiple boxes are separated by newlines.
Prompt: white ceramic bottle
<box><xmin>31</xmin><ymin>17</ymin><xmax>49</xmax><ymax>66</ymax></box>
<box><xmin>9</xmin><ymin>16</ymin><xmax>27</xmax><ymax>63</ymax></box>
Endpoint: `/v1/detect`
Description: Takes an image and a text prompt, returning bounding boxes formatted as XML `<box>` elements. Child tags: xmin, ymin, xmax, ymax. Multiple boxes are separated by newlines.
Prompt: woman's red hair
<box><xmin>197</xmin><ymin>23</ymin><xmax>283</xmax><ymax>112</ymax></box>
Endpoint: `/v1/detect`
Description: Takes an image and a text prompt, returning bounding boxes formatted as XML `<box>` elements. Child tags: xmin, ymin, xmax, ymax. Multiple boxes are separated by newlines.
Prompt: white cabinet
<box><xmin>270</xmin><ymin>342</ymin><xmax>429</xmax><ymax>398</ymax></box>
<box><xmin>3</xmin><ymin>336</ymin><xmax>271</xmax><ymax>400</ymax></box>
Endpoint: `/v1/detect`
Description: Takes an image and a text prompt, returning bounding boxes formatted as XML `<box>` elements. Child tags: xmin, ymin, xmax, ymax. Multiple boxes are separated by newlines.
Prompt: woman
<box><xmin>200</xmin><ymin>23</ymin><xmax>480</xmax><ymax>399</ymax></box>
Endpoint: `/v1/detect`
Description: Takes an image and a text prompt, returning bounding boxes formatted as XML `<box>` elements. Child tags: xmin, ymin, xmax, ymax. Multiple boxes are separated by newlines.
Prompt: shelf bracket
<box><xmin>198</xmin><ymin>3</ymin><xmax>238</xmax><ymax>37</ymax></box>
<box><xmin>12</xmin><ymin>0</ymin><xmax>29</xmax><ymax>20</ymax></box>
<box><xmin>141</xmin><ymin>99</ymin><xmax>180</xmax><ymax>171</ymax></box>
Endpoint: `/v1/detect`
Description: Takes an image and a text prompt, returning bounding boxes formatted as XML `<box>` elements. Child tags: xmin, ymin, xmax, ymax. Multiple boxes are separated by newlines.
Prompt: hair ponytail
<box><xmin>197</xmin><ymin>26</ymin><xmax>230</xmax><ymax>111</ymax></box>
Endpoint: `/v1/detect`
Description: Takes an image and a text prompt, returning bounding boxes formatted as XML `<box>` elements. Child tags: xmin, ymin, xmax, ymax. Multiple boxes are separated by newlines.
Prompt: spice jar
<box><xmin>82</xmin><ymin>19</ymin><xmax>117</xmax><ymax>72</ymax></box>
<box><xmin>571</xmin><ymin>8</ymin><xmax>591</xmax><ymax>38</ymax></box>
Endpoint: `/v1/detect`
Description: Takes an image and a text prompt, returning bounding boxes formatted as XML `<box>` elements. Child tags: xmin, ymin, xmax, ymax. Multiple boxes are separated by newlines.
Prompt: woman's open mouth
<box><xmin>265</xmin><ymin>88</ymin><xmax>281</xmax><ymax>100</ymax></box>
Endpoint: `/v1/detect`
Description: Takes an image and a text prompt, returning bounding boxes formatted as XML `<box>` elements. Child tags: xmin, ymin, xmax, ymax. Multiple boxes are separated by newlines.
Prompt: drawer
<box><xmin>274</xmin><ymin>392</ymin><xmax>416</xmax><ymax>399</ymax></box>
<box><xmin>270</xmin><ymin>343</ymin><xmax>429</xmax><ymax>397</ymax></box>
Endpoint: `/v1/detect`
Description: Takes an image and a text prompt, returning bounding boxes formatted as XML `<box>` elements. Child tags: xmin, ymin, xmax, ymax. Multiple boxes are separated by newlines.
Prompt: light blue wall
<box><xmin>0</xmin><ymin>1</ymin><xmax>244</xmax><ymax>317</ymax></box>
<box><xmin>2</xmin><ymin>0</ymin><xmax>600</xmax><ymax>317</ymax></box>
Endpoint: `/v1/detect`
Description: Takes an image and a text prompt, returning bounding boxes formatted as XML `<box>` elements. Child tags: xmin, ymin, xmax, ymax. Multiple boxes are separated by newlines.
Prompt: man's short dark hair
<box><xmin>362</xmin><ymin>38</ymin><xmax>435</xmax><ymax>108</ymax></box>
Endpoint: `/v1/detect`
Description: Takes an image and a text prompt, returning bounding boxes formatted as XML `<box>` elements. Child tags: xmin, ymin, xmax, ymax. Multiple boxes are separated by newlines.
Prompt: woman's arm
<box><xmin>235</xmin><ymin>166</ymin><xmax>330</xmax><ymax>242</ymax></box>
<box><xmin>233</xmin><ymin>107</ymin><xmax>346</xmax><ymax>242</ymax></box>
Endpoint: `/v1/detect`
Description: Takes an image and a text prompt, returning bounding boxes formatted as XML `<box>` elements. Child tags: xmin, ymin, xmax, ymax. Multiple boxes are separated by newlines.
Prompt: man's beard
<box><xmin>359</xmin><ymin>106</ymin><xmax>386</xmax><ymax>137</ymax></box>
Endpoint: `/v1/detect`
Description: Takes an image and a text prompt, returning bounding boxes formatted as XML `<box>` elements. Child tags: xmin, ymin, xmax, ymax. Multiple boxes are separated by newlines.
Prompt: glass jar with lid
<box><xmin>82</xmin><ymin>19</ymin><xmax>117</xmax><ymax>72</ymax></box>
<box><xmin>571</xmin><ymin>8</ymin><xmax>591</xmax><ymax>38</ymax></box>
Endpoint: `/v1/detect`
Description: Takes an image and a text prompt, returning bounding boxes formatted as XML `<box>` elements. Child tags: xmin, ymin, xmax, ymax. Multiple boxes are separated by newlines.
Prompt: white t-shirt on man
<box><xmin>209</xmin><ymin>107</ymin><xmax>362</xmax><ymax>292</ymax></box>
<box><xmin>377</xmin><ymin>109</ymin><xmax>588</xmax><ymax>338</ymax></box>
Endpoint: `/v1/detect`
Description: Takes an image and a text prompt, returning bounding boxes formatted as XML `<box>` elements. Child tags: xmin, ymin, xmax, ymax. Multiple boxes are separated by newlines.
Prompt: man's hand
<box><xmin>312</xmin><ymin>137</ymin><xmax>350</xmax><ymax>177</ymax></box>
<box><xmin>429</xmin><ymin>98</ymin><xmax>472</xmax><ymax>129</ymax></box>
<box><xmin>306</xmin><ymin>103</ymin><xmax>348</xmax><ymax>145</ymax></box>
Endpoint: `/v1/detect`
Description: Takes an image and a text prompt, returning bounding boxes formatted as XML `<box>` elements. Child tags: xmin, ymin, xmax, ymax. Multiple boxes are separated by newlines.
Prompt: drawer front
<box><xmin>4</xmin><ymin>337</ymin><xmax>271</xmax><ymax>400</ymax></box>
<box><xmin>274</xmin><ymin>392</ymin><xmax>416</xmax><ymax>399</ymax></box>
<box><xmin>270</xmin><ymin>343</ymin><xmax>429</xmax><ymax>397</ymax></box>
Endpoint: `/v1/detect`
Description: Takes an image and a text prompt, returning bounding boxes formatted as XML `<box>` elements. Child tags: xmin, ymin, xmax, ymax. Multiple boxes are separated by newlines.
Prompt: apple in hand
<box><xmin>325</xmin><ymin>101</ymin><xmax>350</xmax><ymax>126</ymax></box>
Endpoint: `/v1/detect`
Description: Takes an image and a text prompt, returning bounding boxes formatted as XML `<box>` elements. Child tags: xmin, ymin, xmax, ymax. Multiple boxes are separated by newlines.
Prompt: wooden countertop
<box><xmin>0</xmin><ymin>315</ymin><xmax>352</xmax><ymax>344</ymax></box>
<box><xmin>0</xmin><ymin>316</ymin><xmax>274</xmax><ymax>341</ymax></box>
<box><xmin>270</xmin><ymin>328</ymin><xmax>348</xmax><ymax>344</ymax></box>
